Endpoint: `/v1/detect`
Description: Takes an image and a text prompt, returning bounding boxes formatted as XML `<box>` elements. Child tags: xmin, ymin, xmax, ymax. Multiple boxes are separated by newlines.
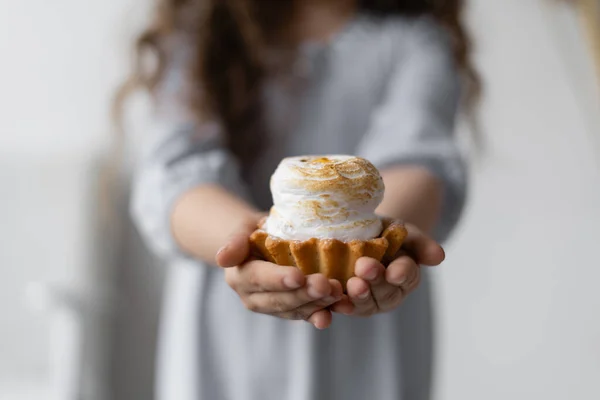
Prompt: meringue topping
<box><xmin>263</xmin><ymin>155</ymin><xmax>384</xmax><ymax>241</ymax></box>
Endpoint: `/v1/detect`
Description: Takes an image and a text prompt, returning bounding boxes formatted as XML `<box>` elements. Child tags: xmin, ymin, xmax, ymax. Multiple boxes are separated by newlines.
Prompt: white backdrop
<box><xmin>0</xmin><ymin>0</ymin><xmax>598</xmax><ymax>399</ymax></box>
<box><xmin>436</xmin><ymin>1</ymin><xmax>600</xmax><ymax>399</ymax></box>
<box><xmin>0</xmin><ymin>1</ymin><xmax>153</xmax><ymax>398</ymax></box>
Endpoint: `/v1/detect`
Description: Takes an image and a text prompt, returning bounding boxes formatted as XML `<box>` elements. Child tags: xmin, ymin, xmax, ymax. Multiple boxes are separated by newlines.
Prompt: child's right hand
<box><xmin>216</xmin><ymin>225</ymin><xmax>343</xmax><ymax>329</ymax></box>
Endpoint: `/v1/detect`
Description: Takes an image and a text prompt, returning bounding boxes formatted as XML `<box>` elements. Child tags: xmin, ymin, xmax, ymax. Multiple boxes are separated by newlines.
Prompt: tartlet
<box><xmin>248</xmin><ymin>155</ymin><xmax>407</xmax><ymax>289</ymax></box>
<box><xmin>250</xmin><ymin>217</ymin><xmax>407</xmax><ymax>289</ymax></box>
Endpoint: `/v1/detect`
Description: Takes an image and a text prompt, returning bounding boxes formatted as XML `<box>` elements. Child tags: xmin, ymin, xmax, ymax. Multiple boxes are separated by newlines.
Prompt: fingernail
<box><xmin>216</xmin><ymin>245</ymin><xmax>228</xmax><ymax>257</ymax></box>
<box><xmin>365</xmin><ymin>268</ymin><xmax>378</xmax><ymax>281</ymax></box>
<box><xmin>357</xmin><ymin>290</ymin><xmax>370</xmax><ymax>300</ymax></box>
<box><xmin>313</xmin><ymin>322</ymin><xmax>325</xmax><ymax>330</ymax></box>
<box><xmin>283</xmin><ymin>275</ymin><xmax>302</xmax><ymax>289</ymax></box>
<box><xmin>392</xmin><ymin>276</ymin><xmax>407</xmax><ymax>286</ymax></box>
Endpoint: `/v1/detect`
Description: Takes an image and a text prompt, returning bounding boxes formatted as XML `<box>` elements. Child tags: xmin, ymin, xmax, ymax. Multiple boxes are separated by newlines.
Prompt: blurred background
<box><xmin>1</xmin><ymin>0</ymin><xmax>599</xmax><ymax>399</ymax></box>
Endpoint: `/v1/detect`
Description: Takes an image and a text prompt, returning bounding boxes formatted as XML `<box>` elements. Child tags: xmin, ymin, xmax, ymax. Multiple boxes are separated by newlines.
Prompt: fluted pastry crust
<box><xmin>250</xmin><ymin>218</ymin><xmax>407</xmax><ymax>290</ymax></box>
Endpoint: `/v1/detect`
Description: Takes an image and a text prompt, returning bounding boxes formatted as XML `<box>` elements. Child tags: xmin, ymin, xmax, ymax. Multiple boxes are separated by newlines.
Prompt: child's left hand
<box><xmin>331</xmin><ymin>223</ymin><xmax>445</xmax><ymax>317</ymax></box>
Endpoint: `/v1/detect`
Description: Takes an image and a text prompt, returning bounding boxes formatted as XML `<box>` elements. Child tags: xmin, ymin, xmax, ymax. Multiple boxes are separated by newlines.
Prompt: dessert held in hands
<box><xmin>250</xmin><ymin>155</ymin><xmax>407</xmax><ymax>288</ymax></box>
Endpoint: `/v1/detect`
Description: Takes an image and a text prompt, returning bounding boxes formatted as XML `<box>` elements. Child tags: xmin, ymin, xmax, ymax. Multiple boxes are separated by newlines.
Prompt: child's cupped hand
<box><xmin>331</xmin><ymin>222</ymin><xmax>445</xmax><ymax>317</ymax></box>
<box><xmin>216</xmin><ymin>224</ymin><xmax>344</xmax><ymax>329</ymax></box>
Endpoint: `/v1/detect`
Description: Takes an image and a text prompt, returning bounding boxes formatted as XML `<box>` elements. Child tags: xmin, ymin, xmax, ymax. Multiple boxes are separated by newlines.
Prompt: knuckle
<box><xmin>287</xmin><ymin>309</ymin><xmax>307</xmax><ymax>321</ymax></box>
<box><xmin>268</xmin><ymin>294</ymin><xmax>289</xmax><ymax>313</ymax></box>
<box><xmin>350</xmin><ymin>297</ymin><xmax>378</xmax><ymax>316</ymax></box>
<box><xmin>379</xmin><ymin>289</ymin><xmax>403</xmax><ymax>309</ymax></box>
<box><xmin>407</xmin><ymin>269</ymin><xmax>421</xmax><ymax>291</ymax></box>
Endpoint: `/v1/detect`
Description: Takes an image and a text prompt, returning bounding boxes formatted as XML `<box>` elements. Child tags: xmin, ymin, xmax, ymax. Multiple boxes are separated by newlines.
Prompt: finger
<box><xmin>404</xmin><ymin>264</ymin><xmax>421</xmax><ymax>292</ymax></box>
<box><xmin>330</xmin><ymin>295</ymin><xmax>355</xmax><ymax>315</ymax></box>
<box><xmin>356</xmin><ymin>257</ymin><xmax>404</xmax><ymax>312</ymax></box>
<box><xmin>244</xmin><ymin>273</ymin><xmax>333</xmax><ymax>313</ymax></box>
<box><xmin>328</xmin><ymin>279</ymin><xmax>344</xmax><ymax>297</ymax></box>
<box><xmin>216</xmin><ymin>234</ymin><xmax>252</xmax><ymax>268</ymax></box>
<box><xmin>385</xmin><ymin>255</ymin><xmax>420</xmax><ymax>290</ymax></box>
<box><xmin>354</xmin><ymin>257</ymin><xmax>386</xmax><ymax>284</ymax></box>
<box><xmin>402</xmin><ymin>224</ymin><xmax>445</xmax><ymax>266</ymax></box>
<box><xmin>346</xmin><ymin>276</ymin><xmax>378</xmax><ymax>316</ymax></box>
<box><xmin>229</xmin><ymin>260</ymin><xmax>306</xmax><ymax>293</ymax></box>
<box><xmin>288</xmin><ymin>279</ymin><xmax>344</xmax><ymax>319</ymax></box>
<box><xmin>216</xmin><ymin>217</ymin><xmax>264</xmax><ymax>268</ymax></box>
<box><xmin>307</xmin><ymin>309</ymin><xmax>332</xmax><ymax>329</ymax></box>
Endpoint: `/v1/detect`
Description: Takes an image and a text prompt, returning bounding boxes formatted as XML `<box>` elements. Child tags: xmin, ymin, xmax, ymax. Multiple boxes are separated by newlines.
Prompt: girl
<box><xmin>123</xmin><ymin>0</ymin><xmax>477</xmax><ymax>399</ymax></box>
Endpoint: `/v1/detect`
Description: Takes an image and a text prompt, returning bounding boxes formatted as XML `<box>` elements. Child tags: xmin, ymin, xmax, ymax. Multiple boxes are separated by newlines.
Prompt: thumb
<box><xmin>215</xmin><ymin>233</ymin><xmax>250</xmax><ymax>268</ymax></box>
<box><xmin>402</xmin><ymin>224</ymin><xmax>445</xmax><ymax>266</ymax></box>
<box><xmin>215</xmin><ymin>218</ymin><xmax>260</xmax><ymax>267</ymax></box>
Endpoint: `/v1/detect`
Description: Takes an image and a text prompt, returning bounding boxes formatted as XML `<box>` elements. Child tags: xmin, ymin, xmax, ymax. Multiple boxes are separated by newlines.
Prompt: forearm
<box><xmin>171</xmin><ymin>184</ymin><xmax>262</xmax><ymax>264</ymax></box>
<box><xmin>376</xmin><ymin>166</ymin><xmax>442</xmax><ymax>235</ymax></box>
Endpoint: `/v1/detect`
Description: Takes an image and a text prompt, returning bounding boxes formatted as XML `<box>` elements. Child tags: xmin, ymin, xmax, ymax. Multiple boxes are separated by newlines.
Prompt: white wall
<box><xmin>0</xmin><ymin>0</ymin><xmax>153</xmax><ymax>398</ymax></box>
<box><xmin>435</xmin><ymin>1</ymin><xmax>600</xmax><ymax>399</ymax></box>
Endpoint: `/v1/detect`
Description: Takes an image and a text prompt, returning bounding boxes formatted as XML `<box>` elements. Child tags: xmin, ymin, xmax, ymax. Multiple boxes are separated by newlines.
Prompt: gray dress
<box><xmin>131</xmin><ymin>14</ymin><xmax>466</xmax><ymax>400</ymax></box>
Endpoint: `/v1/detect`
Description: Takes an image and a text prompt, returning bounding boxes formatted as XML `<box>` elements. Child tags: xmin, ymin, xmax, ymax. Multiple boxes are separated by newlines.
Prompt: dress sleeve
<box><xmin>129</xmin><ymin>38</ymin><xmax>251</xmax><ymax>260</ymax></box>
<box><xmin>356</xmin><ymin>18</ymin><xmax>468</xmax><ymax>242</ymax></box>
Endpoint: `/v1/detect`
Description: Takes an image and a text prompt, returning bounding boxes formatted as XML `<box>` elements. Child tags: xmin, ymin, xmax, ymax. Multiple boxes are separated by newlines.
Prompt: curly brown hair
<box><xmin>116</xmin><ymin>0</ymin><xmax>480</xmax><ymax>164</ymax></box>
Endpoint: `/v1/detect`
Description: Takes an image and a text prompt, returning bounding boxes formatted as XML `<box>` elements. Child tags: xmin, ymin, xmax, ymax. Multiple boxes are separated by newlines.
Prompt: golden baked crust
<box><xmin>249</xmin><ymin>218</ymin><xmax>407</xmax><ymax>290</ymax></box>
